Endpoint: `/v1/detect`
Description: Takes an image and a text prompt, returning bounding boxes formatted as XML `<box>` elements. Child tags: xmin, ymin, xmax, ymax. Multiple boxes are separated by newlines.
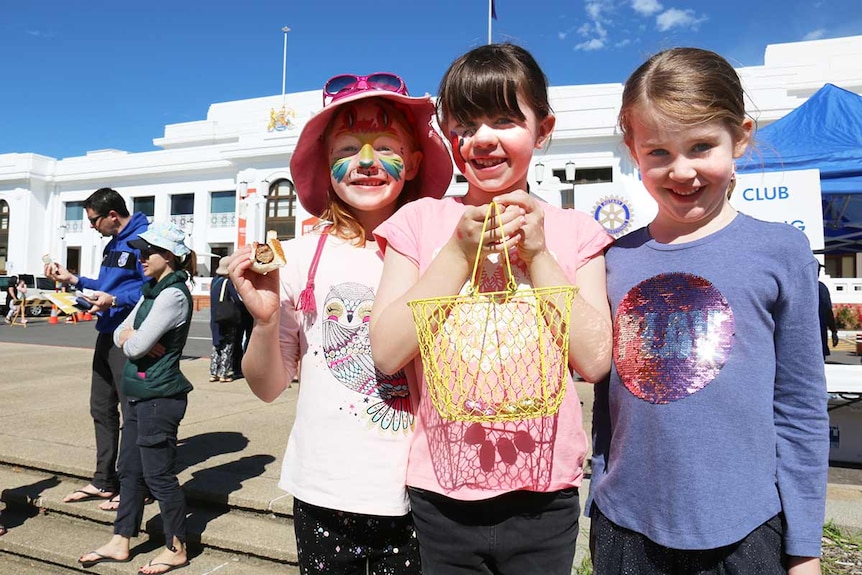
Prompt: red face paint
<box><xmin>449</xmin><ymin>131</ymin><xmax>467</xmax><ymax>172</ymax></box>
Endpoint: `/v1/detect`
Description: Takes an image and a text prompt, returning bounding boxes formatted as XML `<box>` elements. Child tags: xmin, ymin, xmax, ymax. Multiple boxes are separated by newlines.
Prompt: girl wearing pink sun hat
<box><xmin>228</xmin><ymin>73</ymin><xmax>452</xmax><ymax>574</ymax></box>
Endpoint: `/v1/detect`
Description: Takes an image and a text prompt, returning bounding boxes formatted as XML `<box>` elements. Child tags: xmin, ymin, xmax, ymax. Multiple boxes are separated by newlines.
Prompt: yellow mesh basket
<box><xmin>408</xmin><ymin>202</ymin><xmax>577</xmax><ymax>423</ymax></box>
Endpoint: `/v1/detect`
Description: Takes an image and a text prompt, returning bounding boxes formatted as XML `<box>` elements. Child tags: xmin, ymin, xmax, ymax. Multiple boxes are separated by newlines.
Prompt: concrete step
<box><xmin>0</xmin><ymin>464</ymin><xmax>299</xmax><ymax>570</ymax></box>
<box><xmin>0</xmin><ymin>553</ymin><xmax>82</xmax><ymax>575</ymax></box>
<box><xmin>0</xmin><ymin>507</ymin><xmax>298</xmax><ymax>574</ymax></box>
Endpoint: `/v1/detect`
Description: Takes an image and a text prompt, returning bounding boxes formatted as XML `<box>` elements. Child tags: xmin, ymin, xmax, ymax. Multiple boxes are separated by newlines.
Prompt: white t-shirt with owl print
<box><xmin>277</xmin><ymin>232</ymin><xmax>417</xmax><ymax>516</ymax></box>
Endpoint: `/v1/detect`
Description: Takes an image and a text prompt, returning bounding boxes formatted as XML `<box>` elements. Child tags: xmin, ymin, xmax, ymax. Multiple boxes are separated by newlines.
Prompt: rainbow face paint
<box><xmin>328</xmin><ymin>102</ymin><xmax>412</xmax><ymax>183</ymax></box>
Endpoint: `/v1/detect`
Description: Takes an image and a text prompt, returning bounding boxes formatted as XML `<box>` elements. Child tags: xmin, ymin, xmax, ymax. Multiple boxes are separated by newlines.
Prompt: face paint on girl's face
<box><xmin>330</xmin><ymin>145</ymin><xmax>405</xmax><ymax>183</ymax></box>
<box><xmin>449</xmin><ymin>130</ymin><xmax>467</xmax><ymax>172</ymax></box>
<box><xmin>324</xmin><ymin>99</ymin><xmax>421</xmax><ymax>216</ymax></box>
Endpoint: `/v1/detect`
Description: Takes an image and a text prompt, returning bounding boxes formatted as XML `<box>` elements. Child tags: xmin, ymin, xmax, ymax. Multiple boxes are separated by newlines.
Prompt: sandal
<box><xmin>63</xmin><ymin>486</ymin><xmax>115</xmax><ymax>503</ymax></box>
<box><xmin>99</xmin><ymin>494</ymin><xmax>155</xmax><ymax>511</ymax></box>
<box><xmin>138</xmin><ymin>559</ymin><xmax>190</xmax><ymax>574</ymax></box>
<box><xmin>78</xmin><ymin>551</ymin><xmax>131</xmax><ymax>568</ymax></box>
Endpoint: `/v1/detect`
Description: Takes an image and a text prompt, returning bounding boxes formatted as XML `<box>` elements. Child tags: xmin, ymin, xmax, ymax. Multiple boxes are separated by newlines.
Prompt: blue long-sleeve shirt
<box><xmin>591</xmin><ymin>213</ymin><xmax>829</xmax><ymax>557</ymax></box>
<box><xmin>76</xmin><ymin>211</ymin><xmax>148</xmax><ymax>334</ymax></box>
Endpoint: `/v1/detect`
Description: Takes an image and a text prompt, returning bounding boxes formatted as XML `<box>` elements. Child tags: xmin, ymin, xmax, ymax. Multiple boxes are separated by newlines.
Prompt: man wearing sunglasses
<box><xmin>45</xmin><ymin>187</ymin><xmax>149</xmax><ymax>507</ymax></box>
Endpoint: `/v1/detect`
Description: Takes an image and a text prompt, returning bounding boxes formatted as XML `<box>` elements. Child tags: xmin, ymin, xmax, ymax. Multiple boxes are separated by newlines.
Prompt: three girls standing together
<box><xmin>231</xmin><ymin>43</ymin><xmax>828</xmax><ymax>575</ymax></box>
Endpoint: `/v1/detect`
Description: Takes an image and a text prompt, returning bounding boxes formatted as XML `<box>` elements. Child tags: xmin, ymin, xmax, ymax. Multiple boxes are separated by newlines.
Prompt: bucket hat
<box><xmin>128</xmin><ymin>221</ymin><xmax>191</xmax><ymax>257</ymax></box>
<box><xmin>290</xmin><ymin>74</ymin><xmax>453</xmax><ymax>217</ymax></box>
<box><xmin>215</xmin><ymin>256</ymin><xmax>230</xmax><ymax>276</ymax></box>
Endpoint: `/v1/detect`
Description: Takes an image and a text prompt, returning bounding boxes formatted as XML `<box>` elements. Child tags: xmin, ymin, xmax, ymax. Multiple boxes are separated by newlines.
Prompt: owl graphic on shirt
<box><xmin>322</xmin><ymin>282</ymin><xmax>413</xmax><ymax>432</ymax></box>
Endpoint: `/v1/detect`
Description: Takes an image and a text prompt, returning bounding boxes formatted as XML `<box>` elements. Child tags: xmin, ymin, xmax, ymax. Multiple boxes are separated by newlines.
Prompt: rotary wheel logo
<box><xmin>592</xmin><ymin>195</ymin><xmax>634</xmax><ymax>237</ymax></box>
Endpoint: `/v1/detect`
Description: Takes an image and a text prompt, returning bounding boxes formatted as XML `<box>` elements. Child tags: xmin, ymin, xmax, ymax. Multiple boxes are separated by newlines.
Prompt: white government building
<box><xmin>2</xmin><ymin>35</ymin><xmax>861</xmax><ymax>301</ymax></box>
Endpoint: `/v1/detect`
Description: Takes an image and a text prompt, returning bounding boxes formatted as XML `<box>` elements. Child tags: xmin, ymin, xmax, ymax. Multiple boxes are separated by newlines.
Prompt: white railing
<box><xmin>209</xmin><ymin>213</ymin><xmax>236</xmax><ymax>228</ymax></box>
<box><xmin>63</xmin><ymin>219</ymin><xmax>85</xmax><ymax>234</ymax></box>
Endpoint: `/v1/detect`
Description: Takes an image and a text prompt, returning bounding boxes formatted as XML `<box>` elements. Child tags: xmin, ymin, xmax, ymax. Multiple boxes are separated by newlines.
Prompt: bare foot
<box><xmin>138</xmin><ymin>540</ymin><xmax>188</xmax><ymax>574</ymax></box>
<box><xmin>78</xmin><ymin>535</ymin><xmax>130</xmax><ymax>567</ymax></box>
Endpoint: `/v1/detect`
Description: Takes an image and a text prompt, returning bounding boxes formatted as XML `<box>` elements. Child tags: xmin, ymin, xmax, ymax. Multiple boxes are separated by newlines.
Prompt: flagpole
<box><xmin>281</xmin><ymin>26</ymin><xmax>291</xmax><ymax>105</ymax></box>
<box><xmin>488</xmin><ymin>0</ymin><xmax>492</xmax><ymax>44</ymax></box>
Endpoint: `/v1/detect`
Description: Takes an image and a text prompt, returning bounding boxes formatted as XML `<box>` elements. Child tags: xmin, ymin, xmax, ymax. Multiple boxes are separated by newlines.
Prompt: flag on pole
<box><xmin>491</xmin><ymin>0</ymin><xmax>498</xmax><ymax>20</ymax></box>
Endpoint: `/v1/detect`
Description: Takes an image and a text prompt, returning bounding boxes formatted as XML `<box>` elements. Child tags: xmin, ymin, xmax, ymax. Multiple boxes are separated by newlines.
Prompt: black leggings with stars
<box><xmin>293</xmin><ymin>498</ymin><xmax>421</xmax><ymax>575</ymax></box>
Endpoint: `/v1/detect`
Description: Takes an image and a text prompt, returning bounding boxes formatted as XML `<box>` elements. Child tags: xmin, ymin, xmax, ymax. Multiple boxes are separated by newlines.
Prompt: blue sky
<box><xmin>1</xmin><ymin>0</ymin><xmax>860</xmax><ymax>160</ymax></box>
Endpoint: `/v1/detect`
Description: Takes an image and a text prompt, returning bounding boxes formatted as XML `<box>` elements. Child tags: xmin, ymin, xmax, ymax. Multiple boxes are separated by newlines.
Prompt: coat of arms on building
<box><xmin>267</xmin><ymin>105</ymin><xmax>296</xmax><ymax>132</ymax></box>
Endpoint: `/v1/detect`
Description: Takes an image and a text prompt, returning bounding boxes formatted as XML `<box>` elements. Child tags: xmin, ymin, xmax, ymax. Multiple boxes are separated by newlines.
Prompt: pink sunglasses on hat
<box><xmin>322</xmin><ymin>73</ymin><xmax>408</xmax><ymax>106</ymax></box>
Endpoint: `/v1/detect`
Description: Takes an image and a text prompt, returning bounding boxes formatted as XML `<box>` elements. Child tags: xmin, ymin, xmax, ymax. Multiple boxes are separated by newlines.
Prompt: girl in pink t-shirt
<box><xmin>371</xmin><ymin>43</ymin><xmax>613</xmax><ymax>574</ymax></box>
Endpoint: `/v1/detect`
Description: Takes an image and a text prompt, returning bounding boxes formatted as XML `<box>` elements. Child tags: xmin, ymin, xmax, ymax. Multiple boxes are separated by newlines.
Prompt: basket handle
<box><xmin>469</xmin><ymin>202</ymin><xmax>519</xmax><ymax>296</ymax></box>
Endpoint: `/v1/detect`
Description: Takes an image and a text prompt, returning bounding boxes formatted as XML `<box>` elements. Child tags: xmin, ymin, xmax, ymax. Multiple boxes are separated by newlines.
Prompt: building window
<box><xmin>560</xmin><ymin>188</ymin><xmax>575</xmax><ymax>210</ymax></box>
<box><xmin>133</xmin><ymin>196</ymin><xmax>155</xmax><ymax>221</ymax></box>
<box><xmin>63</xmin><ymin>201</ymin><xmax>86</xmax><ymax>233</ymax></box>
<box><xmin>170</xmin><ymin>193</ymin><xmax>194</xmax><ymax>229</ymax></box>
<box><xmin>552</xmin><ymin>166</ymin><xmax>613</xmax><ymax>185</ymax></box>
<box><xmin>65</xmin><ymin>201</ymin><xmax>85</xmax><ymax>221</ymax></box>
<box><xmin>171</xmin><ymin>193</ymin><xmax>194</xmax><ymax>215</ymax></box>
<box><xmin>0</xmin><ymin>200</ymin><xmax>8</xmax><ymax>231</ymax></box>
<box><xmin>210</xmin><ymin>191</ymin><xmax>237</xmax><ymax>228</ymax></box>
<box><xmin>266</xmin><ymin>179</ymin><xmax>297</xmax><ymax>240</ymax></box>
<box><xmin>211</xmin><ymin>191</ymin><xmax>236</xmax><ymax>213</ymax></box>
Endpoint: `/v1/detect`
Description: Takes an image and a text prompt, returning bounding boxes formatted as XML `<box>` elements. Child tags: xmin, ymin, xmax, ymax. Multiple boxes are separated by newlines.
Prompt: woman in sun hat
<box><xmin>228</xmin><ymin>73</ymin><xmax>453</xmax><ymax>574</ymax></box>
<box><xmin>78</xmin><ymin>221</ymin><xmax>197</xmax><ymax>575</ymax></box>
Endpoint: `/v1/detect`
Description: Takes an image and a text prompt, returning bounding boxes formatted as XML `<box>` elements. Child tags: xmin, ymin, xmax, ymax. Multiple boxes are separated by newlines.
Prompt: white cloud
<box><xmin>803</xmin><ymin>28</ymin><xmax>826</xmax><ymax>40</ymax></box>
<box><xmin>576</xmin><ymin>38</ymin><xmax>606</xmax><ymax>51</ymax></box>
<box><xmin>575</xmin><ymin>0</ymin><xmax>613</xmax><ymax>51</ymax></box>
<box><xmin>656</xmin><ymin>8</ymin><xmax>706</xmax><ymax>32</ymax></box>
<box><xmin>632</xmin><ymin>0</ymin><xmax>662</xmax><ymax>16</ymax></box>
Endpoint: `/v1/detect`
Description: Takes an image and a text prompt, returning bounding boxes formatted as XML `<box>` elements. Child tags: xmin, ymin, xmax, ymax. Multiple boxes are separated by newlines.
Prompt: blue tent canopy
<box><xmin>739</xmin><ymin>83</ymin><xmax>862</xmax><ymax>252</ymax></box>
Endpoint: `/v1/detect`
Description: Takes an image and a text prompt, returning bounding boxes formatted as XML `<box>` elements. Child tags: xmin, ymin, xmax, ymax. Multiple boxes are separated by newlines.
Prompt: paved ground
<box><xmin>0</xmin><ymin>324</ymin><xmax>859</xmax><ymax>573</ymax></box>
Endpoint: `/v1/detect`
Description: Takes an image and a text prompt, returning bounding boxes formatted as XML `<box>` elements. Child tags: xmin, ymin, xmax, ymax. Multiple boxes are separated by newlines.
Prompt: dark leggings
<box><xmin>293</xmin><ymin>498</ymin><xmax>421</xmax><ymax>575</ymax></box>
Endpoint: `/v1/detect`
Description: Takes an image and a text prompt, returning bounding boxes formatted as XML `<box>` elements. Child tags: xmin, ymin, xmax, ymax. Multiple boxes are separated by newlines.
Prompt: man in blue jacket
<box><xmin>45</xmin><ymin>188</ymin><xmax>149</xmax><ymax>505</ymax></box>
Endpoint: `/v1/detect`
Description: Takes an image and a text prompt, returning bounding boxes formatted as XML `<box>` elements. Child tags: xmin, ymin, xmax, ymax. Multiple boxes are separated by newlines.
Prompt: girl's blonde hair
<box><xmin>619</xmin><ymin>47</ymin><xmax>750</xmax><ymax>147</ymax></box>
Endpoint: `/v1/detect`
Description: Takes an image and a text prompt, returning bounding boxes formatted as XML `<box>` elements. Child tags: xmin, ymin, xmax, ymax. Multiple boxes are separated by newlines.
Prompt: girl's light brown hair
<box><xmin>619</xmin><ymin>47</ymin><xmax>749</xmax><ymax>147</ymax></box>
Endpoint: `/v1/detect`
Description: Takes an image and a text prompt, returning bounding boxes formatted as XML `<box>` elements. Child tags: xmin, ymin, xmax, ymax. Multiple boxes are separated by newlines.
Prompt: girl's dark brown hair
<box><xmin>437</xmin><ymin>43</ymin><xmax>552</xmax><ymax>129</ymax></box>
<box><xmin>619</xmin><ymin>47</ymin><xmax>749</xmax><ymax>147</ymax></box>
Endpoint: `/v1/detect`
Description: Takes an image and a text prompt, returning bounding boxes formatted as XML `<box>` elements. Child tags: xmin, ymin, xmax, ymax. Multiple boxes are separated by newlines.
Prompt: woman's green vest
<box><xmin>122</xmin><ymin>270</ymin><xmax>193</xmax><ymax>400</ymax></box>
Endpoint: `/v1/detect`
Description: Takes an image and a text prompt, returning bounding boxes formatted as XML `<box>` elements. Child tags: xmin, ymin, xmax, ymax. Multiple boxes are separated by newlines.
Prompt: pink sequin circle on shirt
<box><xmin>614</xmin><ymin>272</ymin><xmax>735</xmax><ymax>404</ymax></box>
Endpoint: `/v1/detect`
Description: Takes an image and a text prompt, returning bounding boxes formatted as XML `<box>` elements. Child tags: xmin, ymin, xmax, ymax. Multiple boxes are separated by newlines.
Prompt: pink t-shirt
<box><xmin>375</xmin><ymin>196</ymin><xmax>613</xmax><ymax>501</ymax></box>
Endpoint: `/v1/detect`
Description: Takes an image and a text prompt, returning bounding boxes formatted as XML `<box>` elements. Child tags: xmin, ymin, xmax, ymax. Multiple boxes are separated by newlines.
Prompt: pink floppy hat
<box><xmin>290</xmin><ymin>72</ymin><xmax>454</xmax><ymax>218</ymax></box>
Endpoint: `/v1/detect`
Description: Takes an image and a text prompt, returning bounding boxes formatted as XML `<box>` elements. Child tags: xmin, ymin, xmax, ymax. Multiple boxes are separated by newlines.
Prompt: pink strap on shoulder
<box><xmin>296</xmin><ymin>227</ymin><xmax>331</xmax><ymax>314</ymax></box>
